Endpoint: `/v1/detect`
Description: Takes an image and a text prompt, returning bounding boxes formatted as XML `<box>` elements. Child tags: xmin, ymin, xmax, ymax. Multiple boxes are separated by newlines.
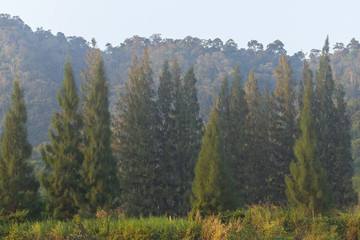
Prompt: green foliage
<box><xmin>157</xmin><ymin>59</ymin><xmax>177</xmax><ymax>215</ymax></box>
<box><xmin>0</xmin><ymin>14</ymin><xmax>89</xmax><ymax>146</ymax></box>
<box><xmin>244</xmin><ymin>69</ymin><xmax>270</xmax><ymax>204</ymax></box>
<box><xmin>170</xmin><ymin>58</ymin><xmax>201</xmax><ymax>216</ymax></box>
<box><xmin>268</xmin><ymin>54</ymin><xmax>297</xmax><ymax>204</ymax></box>
<box><xmin>315</xmin><ymin>38</ymin><xmax>357</xmax><ymax>207</ymax></box>
<box><xmin>314</xmin><ymin>37</ymin><xmax>337</xmax><ymax>189</ymax></box>
<box><xmin>79</xmin><ymin>41</ymin><xmax>119</xmax><ymax>216</ymax></box>
<box><xmin>174</xmin><ymin>65</ymin><xmax>204</xmax><ymax>215</ymax></box>
<box><xmin>1</xmin><ymin>209</ymin><xmax>29</xmax><ymax>224</ymax></box>
<box><xmin>217</xmin><ymin>64</ymin><xmax>248</xmax><ymax>207</ymax></box>
<box><xmin>333</xmin><ymin>84</ymin><xmax>358</xmax><ymax>206</ymax></box>
<box><xmin>39</xmin><ymin>57</ymin><xmax>83</xmax><ymax>219</ymax></box>
<box><xmin>192</xmin><ymin>103</ymin><xmax>236</xmax><ymax>215</ymax></box>
<box><xmin>218</xmin><ymin>76</ymin><xmax>230</xmax><ymax>156</ymax></box>
<box><xmin>286</xmin><ymin>60</ymin><xmax>332</xmax><ymax>216</ymax></box>
<box><xmin>228</xmin><ymin>64</ymin><xmax>248</xmax><ymax>202</ymax></box>
<box><xmin>113</xmin><ymin>49</ymin><xmax>160</xmax><ymax>217</ymax></box>
<box><xmin>67</xmin><ymin>222</ymin><xmax>95</xmax><ymax>240</ymax></box>
<box><xmin>114</xmin><ymin>54</ymin><xmax>203</xmax><ymax>217</ymax></box>
<box><xmin>2</xmin><ymin>206</ymin><xmax>360</xmax><ymax>239</ymax></box>
<box><xmin>0</xmin><ymin>79</ymin><xmax>40</xmax><ymax>218</ymax></box>
<box><xmin>348</xmin><ymin>98</ymin><xmax>360</xmax><ymax>198</ymax></box>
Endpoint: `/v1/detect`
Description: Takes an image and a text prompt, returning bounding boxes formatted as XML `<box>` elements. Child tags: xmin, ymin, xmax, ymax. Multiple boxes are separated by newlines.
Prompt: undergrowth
<box><xmin>1</xmin><ymin>205</ymin><xmax>360</xmax><ymax>239</ymax></box>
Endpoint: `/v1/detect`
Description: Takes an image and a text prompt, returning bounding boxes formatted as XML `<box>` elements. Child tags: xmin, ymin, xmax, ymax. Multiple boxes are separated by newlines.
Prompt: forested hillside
<box><xmin>0</xmin><ymin>14</ymin><xmax>89</xmax><ymax>145</ymax></box>
<box><xmin>0</xmin><ymin>14</ymin><xmax>305</xmax><ymax>146</ymax></box>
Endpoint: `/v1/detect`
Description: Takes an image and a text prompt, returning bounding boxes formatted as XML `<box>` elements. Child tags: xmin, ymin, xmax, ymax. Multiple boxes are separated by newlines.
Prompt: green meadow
<box><xmin>2</xmin><ymin>205</ymin><xmax>360</xmax><ymax>240</ymax></box>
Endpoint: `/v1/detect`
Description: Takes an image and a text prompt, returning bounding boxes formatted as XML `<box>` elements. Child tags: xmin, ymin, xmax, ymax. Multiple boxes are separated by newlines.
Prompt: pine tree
<box><xmin>181</xmin><ymin>65</ymin><xmax>203</xmax><ymax>213</ymax></box>
<box><xmin>40</xmin><ymin>57</ymin><xmax>83</xmax><ymax>219</ymax></box>
<box><xmin>0</xmin><ymin>78</ymin><xmax>39</xmax><ymax>217</ymax></box>
<box><xmin>268</xmin><ymin>54</ymin><xmax>297</xmax><ymax>203</ymax></box>
<box><xmin>229</xmin><ymin>64</ymin><xmax>248</xmax><ymax>204</ymax></box>
<box><xmin>157</xmin><ymin>59</ymin><xmax>176</xmax><ymax>214</ymax></box>
<box><xmin>314</xmin><ymin>38</ymin><xmax>336</xmax><ymax>191</ymax></box>
<box><xmin>192</xmin><ymin>101</ymin><xmax>235</xmax><ymax>215</ymax></box>
<box><xmin>218</xmin><ymin>64</ymin><xmax>248</xmax><ymax>206</ymax></box>
<box><xmin>218</xmin><ymin>76</ymin><xmax>230</xmax><ymax>156</ymax></box>
<box><xmin>333</xmin><ymin>84</ymin><xmax>358</xmax><ymax>206</ymax></box>
<box><xmin>158</xmin><ymin>59</ymin><xmax>174</xmax><ymax>121</ymax></box>
<box><xmin>114</xmin><ymin>49</ymin><xmax>160</xmax><ymax>216</ymax></box>
<box><xmin>245</xmin><ymin>69</ymin><xmax>270</xmax><ymax>203</ymax></box>
<box><xmin>298</xmin><ymin>73</ymin><xmax>305</xmax><ymax>112</ymax></box>
<box><xmin>285</xmin><ymin>61</ymin><xmax>332</xmax><ymax>216</ymax></box>
<box><xmin>315</xmin><ymin>38</ymin><xmax>336</xmax><ymax>183</ymax></box>
<box><xmin>314</xmin><ymin>37</ymin><xmax>357</xmax><ymax>207</ymax></box>
<box><xmin>169</xmin><ymin>57</ymin><xmax>189</xmax><ymax>216</ymax></box>
<box><xmin>80</xmin><ymin>40</ymin><xmax>119</xmax><ymax>215</ymax></box>
<box><xmin>161</xmin><ymin>63</ymin><xmax>203</xmax><ymax>216</ymax></box>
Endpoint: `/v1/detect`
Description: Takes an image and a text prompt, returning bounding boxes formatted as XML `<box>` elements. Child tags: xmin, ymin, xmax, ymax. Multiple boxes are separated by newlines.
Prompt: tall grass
<box><xmin>1</xmin><ymin>205</ymin><xmax>360</xmax><ymax>239</ymax></box>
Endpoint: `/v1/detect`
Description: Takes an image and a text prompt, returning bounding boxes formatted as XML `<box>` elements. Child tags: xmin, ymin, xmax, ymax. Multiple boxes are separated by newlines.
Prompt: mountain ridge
<box><xmin>0</xmin><ymin>14</ymin><xmax>359</xmax><ymax>148</ymax></box>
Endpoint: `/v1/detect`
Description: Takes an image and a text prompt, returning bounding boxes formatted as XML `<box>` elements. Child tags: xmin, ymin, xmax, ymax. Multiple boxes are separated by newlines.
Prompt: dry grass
<box><xmin>1</xmin><ymin>205</ymin><xmax>360</xmax><ymax>239</ymax></box>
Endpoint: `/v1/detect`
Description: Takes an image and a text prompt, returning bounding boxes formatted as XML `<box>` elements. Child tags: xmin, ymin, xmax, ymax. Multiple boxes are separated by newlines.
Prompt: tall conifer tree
<box><xmin>245</xmin><ymin>69</ymin><xmax>269</xmax><ymax>203</ymax></box>
<box><xmin>80</xmin><ymin>40</ymin><xmax>118</xmax><ymax>215</ymax></box>
<box><xmin>192</xmin><ymin>101</ymin><xmax>235</xmax><ymax>215</ymax></box>
<box><xmin>286</xmin><ymin>61</ymin><xmax>332</xmax><ymax>216</ymax></box>
<box><xmin>40</xmin><ymin>57</ymin><xmax>83</xmax><ymax>219</ymax></box>
<box><xmin>157</xmin><ymin>59</ymin><xmax>176</xmax><ymax>214</ymax></box>
<box><xmin>114</xmin><ymin>49</ymin><xmax>160</xmax><ymax>216</ymax></box>
<box><xmin>181</xmin><ymin>66</ymin><xmax>203</xmax><ymax>212</ymax></box>
<box><xmin>314</xmin><ymin>38</ymin><xmax>336</xmax><ymax>185</ymax></box>
<box><xmin>333</xmin><ymin>85</ymin><xmax>358</xmax><ymax>206</ymax></box>
<box><xmin>169</xmin><ymin>57</ymin><xmax>190</xmax><ymax>216</ymax></box>
<box><xmin>0</xmin><ymin>79</ymin><xmax>39</xmax><ymax>217</ymax></box>
<box><xmin>268</xmin><ymin>54</ymin><xmax>297</xmax><ymax>203</ymax></box>
<box><xmin>315</xmin><ymin>37</ymin><xmax>357</xmax><ymax>207</ymax></box>
<box><xmin>218</xmin><ymin>76</ymin><xmax>230</xmax><ymax>156</ymax></box>
<box><xmin>218</xmin><ymin>64</ymin><xmax>248</xmax><ymax>206</ymax></box>
<box><xmin>158</xmin><ymin>63</ymin><xmax>203</xmax><ymax>215</ymax></box>
<box><xmin>229</xmin><ymin>64</ymin><xmax>248</xmax><ymax>204</ymax></box>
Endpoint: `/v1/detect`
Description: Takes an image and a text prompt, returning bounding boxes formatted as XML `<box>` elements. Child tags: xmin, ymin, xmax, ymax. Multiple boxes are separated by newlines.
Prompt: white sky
<box><xmin>2</xmin><ymin>0</ymin><xmax>360</xmax><ymax>54</ymax></box>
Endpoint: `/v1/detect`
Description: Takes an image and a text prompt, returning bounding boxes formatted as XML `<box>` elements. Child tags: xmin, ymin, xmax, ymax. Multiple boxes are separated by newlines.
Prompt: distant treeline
<box><xmin>2</xmin><ymin>13</ymin><xmax>360</xmax><ymax>149</ymax></box>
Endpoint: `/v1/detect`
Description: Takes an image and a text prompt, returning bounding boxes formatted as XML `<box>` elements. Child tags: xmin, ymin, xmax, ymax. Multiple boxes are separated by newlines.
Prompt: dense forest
<box><xmin>0</xmin><ymin>14</ymin><xmax>304</xmax><ymax>146</ymax></box>
<box><xmin>1</xmin><ymin>13</ymin><xmax>360</xmax><ymax>229</ymax></box>
<box><xmin>1</xmin><ymin>15</ymin><xmax>360</xmax><ymax>160</ymax></box>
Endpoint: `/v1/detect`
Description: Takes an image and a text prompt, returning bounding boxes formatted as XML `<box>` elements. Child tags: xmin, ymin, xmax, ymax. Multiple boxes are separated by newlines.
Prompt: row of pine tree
<box><xmin>192</xmin><ymin>38</ymin><xmax>357</xmax><ymax>216</ymax></box>
<box><xmin>0</xmin><ymin>38</ymin><xmax>357</xmax><ymax>220</ymax></box>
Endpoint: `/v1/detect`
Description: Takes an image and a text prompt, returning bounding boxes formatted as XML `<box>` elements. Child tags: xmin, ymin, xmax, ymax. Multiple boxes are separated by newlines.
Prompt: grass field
<box><xmin>1</xmin><ymin>205</ymin><xmax>360</xmax><ymax>239</ymax></box>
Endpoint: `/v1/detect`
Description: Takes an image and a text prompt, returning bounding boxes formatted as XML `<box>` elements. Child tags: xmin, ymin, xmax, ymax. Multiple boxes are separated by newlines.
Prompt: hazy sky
<box><xmin>2</xmin><ymin>0</ymin><xmax>359</xmax><ymax>55</ymax></box>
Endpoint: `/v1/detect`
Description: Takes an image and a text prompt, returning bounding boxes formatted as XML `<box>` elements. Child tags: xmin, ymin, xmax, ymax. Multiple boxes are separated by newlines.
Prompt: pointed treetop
<box><xmin>233</xmin><ymin>63</ymin><xmax>241</xmax><ymax>84</ymax></box>
<box><xmin>142</xmin><ymin>48</ymin><xmax>151</xmax><ymax>72</ymax></box>
<box><xmin>246</xmin><ymin>68</ymin><xmax>258</xmax><ymax>94</ymax></box>
<box><xmin>172</xmin><ymin>56</ymin><xmax>181</xmax><ymax>81</ymax></box>
<box><xmin>58</xmin><ymin>57</ymin><xmax>79</xmax><ymax>119</ymax></box>
<box><xmin>321</xmin><ymin>36</ymin><xmax>330</xmax><ymax>57</ymax></box>
<box><xmin>91</xmin><ymin>38</ymin><xmax>97</xmax><ymax>48</ymax></box>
